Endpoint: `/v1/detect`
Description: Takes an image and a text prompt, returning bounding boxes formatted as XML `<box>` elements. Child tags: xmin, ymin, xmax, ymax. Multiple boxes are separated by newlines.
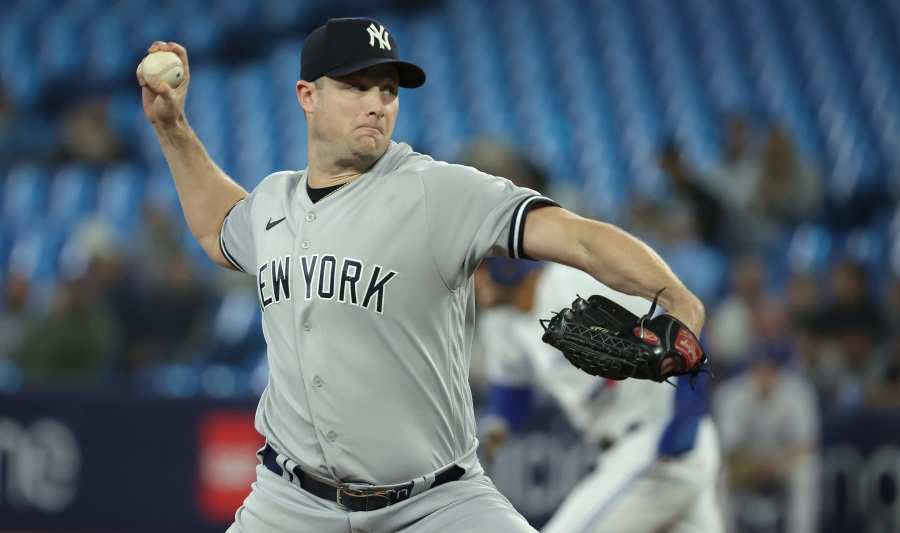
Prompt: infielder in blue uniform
<box><xmin>476</xmin><ymin>259</ymin><xmax>723</xmax><ymax>532</ymax></box>
<box><xmin>137</xmin><ymin>17</ymin><xmax>706</xmax><ymax>533</ymax></box>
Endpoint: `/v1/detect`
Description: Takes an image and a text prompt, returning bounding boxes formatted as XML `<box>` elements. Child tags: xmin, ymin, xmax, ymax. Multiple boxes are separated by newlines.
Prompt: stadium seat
<box><xmin>97</xmin><ymin>164</ymin><xmax>146</xmax><ymax>238</ymax></box>
<box><xmin>3</xmin><ymin>164</ymin><xmax>49</xmax><ymax>229</ymax></box>
<box><xmin>7</xmin><ymin>223</ymin><xmax>69</xmax><ymax>283</ymax></box>
<box><xmin>48</xmin><ymin>165</ymin><xmax>98</xmax><ymax>225</ymax></box>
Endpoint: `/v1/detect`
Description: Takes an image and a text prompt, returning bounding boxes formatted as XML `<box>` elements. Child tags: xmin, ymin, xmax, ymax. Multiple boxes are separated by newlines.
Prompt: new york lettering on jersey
<box><xmin>256</xmin><ymin>253</ymin><xmax>397</xmax><ymax>314</ymax></box>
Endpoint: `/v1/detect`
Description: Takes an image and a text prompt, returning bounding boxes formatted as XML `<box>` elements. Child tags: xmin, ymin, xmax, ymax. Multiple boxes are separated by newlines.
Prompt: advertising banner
<box><xmin>1</xmin><ymin>393</ymin><xmax>898</xmax><ymax>532</ymax></box>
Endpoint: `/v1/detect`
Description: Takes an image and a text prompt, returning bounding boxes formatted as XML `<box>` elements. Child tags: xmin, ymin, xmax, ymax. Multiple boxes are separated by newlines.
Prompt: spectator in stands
<box><xmin>865</xmin><ymin>335</ymin><xmax>900</xmax><ymax>408</ymax></box>
<box><xmin>708</xmin><ymin>255</ymin><xmax>782</xmax><ymax>375</ymax></box>
<box><xmin>113</xmin><ymin>255</ymin><xmax>216</xmax><ymax>374</ymax></box>
<box><xmin>0</xmin><ymin>83</ymin><xmax>59</xmax><ymax>164</ymax></box>
<box><xmin>783</xmin><ymin>269</ymin><xmax>831</xmax><ymax>402</ymax></box>
<box><xmin>785</xmin><ymin>269</ymin><xmax>820</xmax><ymax>331</ymax></box>
<box><xmin>0</xmin><ymin>273</ymin><xmax>35</xmax><ymax>361</ymax></box>
<box><xmin>658</xmin><ymin>138</ymin><xmax>728</xmax><ymax>249</ymax></box>
<box><xmin>12</xmin><ymin>274</ymin><xmax>123</xmax><ymax>386</ymax></box>
<box><xmin>884</xmin><ymin>275</ymin><xmax>900</xmax><ymax>332</ymax></box>
<box><xmin>58</xmin><ymin>97</ymin><xmax>124</xmax><ymax>163</ymax></box>
<box><xmin>104</xmin><ymin>204</ymin><xmax>215</xmax><ymax>372</ymax></box>
<box><xmin>625</xmin><ymin>193</ymin><xmax>671</xmax><ymax>246</ymax></box>
<box><xmin>704</xmin><ymin>116</ymin><xmax>822</xmax><ymax>251</ymax></box>
<box><xmin>701</xmin><ymin>113</ymin><xmax>773</xmax><ymax>252</ymax></box>
<box><xmin>135</xmin><ymin>203</ymin><xmax>187</xmax><ymax>281</ymax></box>
<box><xmin>710</xmin><ymin>112</ymin><xmax>765</xmax><ymax>213</ymax></box>
<box><xmin>715</xmin><ymin>340</ymin><xmax>820</xmax><ymax>533</ymax></box>
<box><xmin>140</xmin><ymin>249</ymin><xmax>216</xmax><ymax>365</ymax></box>
<box><xmin>754</xmin><ymin>124</ymin><xmax>823</xmax><ymax>225</ymax></box>
<box><xmin>809</xmin><ymin>259</ymin><xmax>885</xmax><ymax>413</ymax></box>
<box><xmin>815</xmin><ymin>258</ymin><xmax>876</xmax><ymax>324</ymax></box>
<box><xmin>458</xmin><ymin>136</ymin><xmax>547</xmax><ymax>193</ymax></box>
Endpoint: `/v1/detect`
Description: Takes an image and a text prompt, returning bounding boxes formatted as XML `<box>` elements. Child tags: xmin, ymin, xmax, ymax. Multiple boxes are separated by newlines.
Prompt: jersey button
<box><xmin>305</xmin><ymin>213</ymin><xmax>316</xmax><ymax>222</ymax></box>
<box><xmin>312</xmin><ymin>376</ymin><xmax>324</xmax><ymax>388</ymax></box>
<box><xmin>326</xmin><ymin>430</ymin><xmax>338</xmax><ymax>442</ymax></box>
<box><xmin>303</xmin><ymin>322</ymin><xmax>312</xmax><ymax>332</ymax></box>
<box><xmin>301</xmin><ymin>240</ymin><xmax>311</xmax><ymax>249</ymax></box>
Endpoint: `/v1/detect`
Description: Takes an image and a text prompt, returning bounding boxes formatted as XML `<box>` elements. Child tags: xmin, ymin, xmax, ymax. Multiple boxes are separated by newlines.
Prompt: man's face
<box><xmin>300</xmin><ymin>64</ymin><xmax>400</xmax><ymax>165</ymax></box>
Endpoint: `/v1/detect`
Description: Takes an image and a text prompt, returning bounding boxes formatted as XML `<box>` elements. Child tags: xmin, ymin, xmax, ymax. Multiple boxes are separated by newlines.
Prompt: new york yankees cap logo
<box><xmin>301</xmin><ymin>17</ymin><xmax>426</xmax><ymax>88</ymax></box>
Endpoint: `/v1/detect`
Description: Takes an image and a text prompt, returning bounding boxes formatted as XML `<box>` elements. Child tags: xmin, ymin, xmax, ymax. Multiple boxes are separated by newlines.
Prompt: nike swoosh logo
<box><xmin>266</xmin><ymin>217</ymin><xmax>286</xmax><ymax>231</ymax></box>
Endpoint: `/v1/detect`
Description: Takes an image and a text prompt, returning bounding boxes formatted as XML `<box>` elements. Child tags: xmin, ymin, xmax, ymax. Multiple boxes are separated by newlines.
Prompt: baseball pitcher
<box><xmin>138</xmin><ymin>16</ymin><xmax>707</xmax><ymax>533</ymax></box>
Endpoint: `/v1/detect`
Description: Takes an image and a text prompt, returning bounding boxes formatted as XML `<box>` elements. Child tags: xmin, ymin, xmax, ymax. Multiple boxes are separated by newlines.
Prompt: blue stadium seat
<box><xmin>85</xmin><ymin>13</ymin><xmax>129</xmax><ymax>82</ymax></box>
<box><xmin>136</xmin><ymin>363</ymin><xmax>202</xmax><ymax>398</ymax></box>
<box><xmin>145</xmin><ymin>166</ymin><xmax>180</xmax><ymax>215</ymax></box>
<box><xmin>37</xmin><ymin>14</ymin><xmax>83</xmax><ymax>81</ymax></box>
<box><xmin>0</xmin><ymin>17</ymin><xmax>43</xmax><ymax>109</ymax></box>
<box><xmin>786</xmin><ymin>224</ymin><xmax>834</xmax><ymax>274</ymax></box>
<box><xmin>48</xmin><ymin>165</ymin><xmax>98</xmax><ymax>225</ymax></box>
<box><xmin>205</xmin><ymin>287</ymin><xmax>266</xmax><ymax>366</ymax></box>
<box><xmin>97</xmin><ymin>164</ymin><xmax>146</xmax><ymax>238</ymax></box>
<box><xmin>3</xmin><ymin>164</ymin><xmax>49</xmax><ymax>229</ymax></box>
<box><xmin>0</xmin><ymin>226</ymin><xmax>11</xmax><ymax>280</ymax></box>
<box><xmin>7</xmin><ymin>223</ymin><xmax>69</xmax><ymax>283</ymax></box>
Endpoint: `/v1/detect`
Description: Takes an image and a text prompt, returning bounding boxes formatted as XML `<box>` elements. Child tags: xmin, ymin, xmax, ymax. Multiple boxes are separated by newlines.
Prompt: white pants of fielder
<box><xmin>226</xmin><ymin>464</ymin><xmax>537</xmax><ymax>533</ymax></box>
<box><xmin>543</xmin><ymin>418</ymin><xmax>724</xmax><ymax>533</ymax></box>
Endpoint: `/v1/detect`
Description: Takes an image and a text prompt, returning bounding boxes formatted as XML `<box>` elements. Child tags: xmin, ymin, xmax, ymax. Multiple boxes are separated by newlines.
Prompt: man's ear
<box><xmin>297</xmin><ymin>79</ymin><xmax>317</xmax><ymax>113</ymax></box>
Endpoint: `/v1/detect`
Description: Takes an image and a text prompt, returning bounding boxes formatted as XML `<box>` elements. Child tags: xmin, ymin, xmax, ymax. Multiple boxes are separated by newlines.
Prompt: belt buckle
<box><xmin>337</xmin><ymin>484</ymin><xmax>392</xmax><ymax>511</ymax></box>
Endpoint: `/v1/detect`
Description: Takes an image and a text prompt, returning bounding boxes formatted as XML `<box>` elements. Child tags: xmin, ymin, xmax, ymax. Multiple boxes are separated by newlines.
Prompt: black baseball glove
<box><xmin>539</xmin><ymin>290</ymin><xmax>708</xmax><ymax>382</ymax></box>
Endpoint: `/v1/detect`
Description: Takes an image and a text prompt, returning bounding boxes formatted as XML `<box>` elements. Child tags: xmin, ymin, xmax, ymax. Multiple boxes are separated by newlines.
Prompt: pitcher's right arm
<box><xmin>138</xmin><ymin>41</ymin><xmax>248</xmax><ymax>270</ymax></box>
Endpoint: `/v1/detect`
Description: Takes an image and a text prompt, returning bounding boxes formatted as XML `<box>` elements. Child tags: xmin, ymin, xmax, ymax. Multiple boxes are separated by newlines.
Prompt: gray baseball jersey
<box><xmin>219</xmin><ymin>141</ymin><xmax>556</xmax><ymax>486</ymax></box>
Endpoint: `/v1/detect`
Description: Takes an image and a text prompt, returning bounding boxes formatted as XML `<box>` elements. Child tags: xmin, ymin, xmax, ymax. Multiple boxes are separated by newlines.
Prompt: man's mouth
<box><xmin>357</xmin><ymin>126</ymin><xmax>383</xmax><ymax>135</ymax></box>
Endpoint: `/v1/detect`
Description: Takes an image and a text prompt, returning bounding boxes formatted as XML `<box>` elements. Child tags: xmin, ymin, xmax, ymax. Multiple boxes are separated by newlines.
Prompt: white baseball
<box><xmin>138</xmin><ymin>51</ymin><xmax>184</xmax><ymax>89</ymax></box>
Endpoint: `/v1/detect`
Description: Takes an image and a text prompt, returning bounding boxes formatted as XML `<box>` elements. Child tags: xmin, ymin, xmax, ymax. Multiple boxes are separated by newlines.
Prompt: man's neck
<box><xmin>306</xmin><ymin>143</ymin><xmax>386</xmax><ymax>188</ymax></box>
<box><xmin>307</xmin><ymin>168</ymin><xmax>362</xmax><ymax>189</ymax></box>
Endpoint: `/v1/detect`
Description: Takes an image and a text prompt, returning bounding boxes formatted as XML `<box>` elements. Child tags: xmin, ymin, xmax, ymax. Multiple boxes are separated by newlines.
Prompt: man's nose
<box><xmin>364</xmin><ymin>87</ymin><xmax>386</xmax><ymax>117</ymax></box>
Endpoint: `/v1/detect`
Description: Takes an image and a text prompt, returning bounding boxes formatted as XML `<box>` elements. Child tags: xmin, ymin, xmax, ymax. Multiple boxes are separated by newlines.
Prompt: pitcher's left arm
<box><xmin>522</xmin><ymin>206</ymin><xmax>705</xmax><ymax>336</ymax></box>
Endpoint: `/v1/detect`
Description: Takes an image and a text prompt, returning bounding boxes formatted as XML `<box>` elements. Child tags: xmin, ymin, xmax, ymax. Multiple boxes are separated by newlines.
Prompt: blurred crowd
<box><xmin>0</xmin><ymin>15</ymin><xmax>898</xmax><ymax>533</ymax></box>
<box><xmin>0</xmin><ymin>201</ymin><xmax>252</xmax><ymax>389</ymax></box>
<box><xmin>463</xmin><ymin>115</ymin><xmax>897</xmax><ymax>532</ymax></box>
<box><xmin>633</xmin><ymin>114</ymin><xmax>897</xmax><ymax>533</ymax></box>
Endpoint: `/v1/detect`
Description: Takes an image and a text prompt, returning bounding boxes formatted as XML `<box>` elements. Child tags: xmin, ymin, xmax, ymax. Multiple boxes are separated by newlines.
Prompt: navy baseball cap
<box><xmin>301</xmin><ymin>17</ymin><xmax>426</xmax><ymax>88</ymax></box>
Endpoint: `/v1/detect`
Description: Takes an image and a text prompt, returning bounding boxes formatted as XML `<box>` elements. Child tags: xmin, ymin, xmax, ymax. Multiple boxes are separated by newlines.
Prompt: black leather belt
<box><xmin>260</xmin><ymin>444</ymin><xmax>465</xmax><ymax>512</ymax></box>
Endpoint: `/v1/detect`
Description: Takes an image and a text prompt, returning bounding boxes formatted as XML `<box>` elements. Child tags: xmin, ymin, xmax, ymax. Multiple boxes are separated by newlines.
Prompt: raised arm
<box><xmin>137</xmin><ymin>41</ymin><xmax>248</xmax><ymax>270</ymax></box>
<box><xmin>523</xmin><ymin>206</ymin><xmax>705</xmax><ymax>335</ymax></box>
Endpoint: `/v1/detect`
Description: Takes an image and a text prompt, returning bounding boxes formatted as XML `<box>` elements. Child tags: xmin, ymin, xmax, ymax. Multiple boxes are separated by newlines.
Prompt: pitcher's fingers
<box><xmin>144</xmin><ymin>73</ymin><xmax>176</xmax><ymax>100</ymax></box>
<box><xmin>141</xmin><ymin>86</ymin><xmax>157</xmax><ymax>109</ymax></box>
<box><xmin>148</xmin><ymin>41</ymin><xmax>167</xmax><ymax>53</ymax></box>
<box><xmin>166</xmin><ymin>42</ymin><xmax>190</xmax><ymax>72</ymax></box>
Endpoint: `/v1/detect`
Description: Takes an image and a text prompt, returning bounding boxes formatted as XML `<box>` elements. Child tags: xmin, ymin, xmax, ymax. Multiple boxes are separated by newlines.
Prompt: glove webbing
<box><xmin>544</xmin><ymin>323</ymin><xmax>657</xmax><ymax>380</ymax></box>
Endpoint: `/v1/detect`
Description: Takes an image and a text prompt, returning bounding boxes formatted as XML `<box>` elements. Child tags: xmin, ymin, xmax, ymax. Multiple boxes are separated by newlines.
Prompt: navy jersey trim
<box><xmin>508</xmin><ymin>195</ymin><xmax>558</xmax><ymax>260</ymax></box>
<box><xmin>219</xmin><ymin>200</ymin><xmax>247</xmax><ymax>273</ymax></box>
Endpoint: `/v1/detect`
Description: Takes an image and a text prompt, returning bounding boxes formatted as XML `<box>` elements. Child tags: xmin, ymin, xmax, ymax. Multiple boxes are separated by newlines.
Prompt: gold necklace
<box><xmin>321</xmin><ymin>178</ymin><xmax>353</xmax><ymax>201</ymax></box>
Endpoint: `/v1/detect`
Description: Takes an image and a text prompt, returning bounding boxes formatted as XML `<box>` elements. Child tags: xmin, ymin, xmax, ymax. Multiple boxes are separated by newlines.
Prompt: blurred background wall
<box><xmin>0</xmin><ymin>0</ymin><xmax>898</xmax><ymax>531</ymax></box>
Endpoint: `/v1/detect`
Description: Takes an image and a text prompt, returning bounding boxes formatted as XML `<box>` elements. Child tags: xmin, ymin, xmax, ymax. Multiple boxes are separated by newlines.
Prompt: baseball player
<box><xmin>476</xmin><ymin>259</ymin><xmax>723</xmax><ymax>533</ymax></box>
<box><xmin>137</xmin><ymin>17</ymin><xmax>706</xmax><ymax>533</ymax></box>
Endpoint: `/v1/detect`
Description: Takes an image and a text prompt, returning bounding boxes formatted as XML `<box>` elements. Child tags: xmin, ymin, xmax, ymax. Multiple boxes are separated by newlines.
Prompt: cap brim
<box><xmin>325</xmin><ymin>58</ymin><xmax>426</xmax><ymax>88</ymax></box>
